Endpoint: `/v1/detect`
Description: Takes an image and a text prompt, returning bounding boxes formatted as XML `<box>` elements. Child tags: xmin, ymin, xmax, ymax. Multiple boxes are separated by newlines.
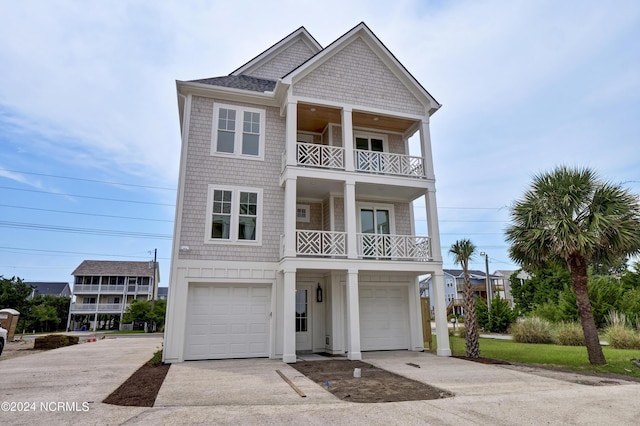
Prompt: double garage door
<box><xmin>359</xmin><ymin>286</ymin><xmax>410</xmax><ymax>351</ymax></box>
<box><xmin>184</xmin><ymin>283</ymin><xmax>271</xmax><ymax>360</ymax></box>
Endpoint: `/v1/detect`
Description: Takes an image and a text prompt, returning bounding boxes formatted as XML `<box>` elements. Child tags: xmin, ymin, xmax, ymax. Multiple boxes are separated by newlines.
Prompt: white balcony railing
<box><xmin>355</xmin><ymin>151</ymin><xmax>425</xmax><ymax>177</ymax></box>
<box><xmin>73</xmin><ymin>285</ymin><xmax>101</xmax><ymax>293</ymax></box>
<box><xmin>296</xmin><ymin>230</ymin><xmax>347</xmax><ymax>257</ymax></box>
<box><xmin>357</xmin><ymin>234</ymin><xmax>431</xmax><ymax>261</ymax></box>
<box><xmin>296</xmin><ymin>142</ymin><xmax>344</xmax><ymax>169</ymax></box>
<box><xmin>70</xmin><ymin>303</ymin><xmax>127</xmax><ymax>313</ymax></box>
<box><xmin>73</xmin><ymin>284</ymin><xmax>149</xmax><ymax>293</ymax></box>
<box><xmin>292</xmin><ymin>230</ymin><xmax>431</xmax><ymax>261</ymax></box>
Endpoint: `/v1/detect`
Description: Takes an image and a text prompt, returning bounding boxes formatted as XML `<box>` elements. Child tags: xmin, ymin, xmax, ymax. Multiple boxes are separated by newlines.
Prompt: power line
<box><xmin>0</xmin><ymin>204</ymin><xmax>174</xmax><ymax>223</ymax></box>
<box><xmin>0</xmin><ymin>186</ymin><xmax>175</xmax><ymax>207</ymax></box>
<box><xmin>0</xmin><ymin>221</ymin><xmax>172</xmax><ymax>239</ymax></box>
<box><xmin>0</xmin><ymin>168</ymin><xmax>176</xmax><ymax>191</ymax></box>
<box><xmin>0</xmin><ymin>246</ymin><xmax>171</xmax><ymax>260</ymax></box>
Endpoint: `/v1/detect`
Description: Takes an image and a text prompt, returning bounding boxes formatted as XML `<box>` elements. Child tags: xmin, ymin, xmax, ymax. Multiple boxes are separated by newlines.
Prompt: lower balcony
<box><xmin>294</xmin><ymin>230</ymin><xmax>431</xmax><ymax>261</ymax></box>
<box><xmin>70</xmin><ymin>303</ymin><xmax>127</xmax><ymax>313</ymax></box>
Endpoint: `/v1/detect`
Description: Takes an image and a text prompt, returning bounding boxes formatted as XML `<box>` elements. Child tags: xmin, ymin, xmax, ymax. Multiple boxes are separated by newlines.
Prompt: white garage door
<box><xmin>185</xmin><ymin>283</ymin><xmax>271</xmax><ymax>360</ymax></box>
<box><xmin>359</xmin><ymin>286</ymin><xmax>409</xmax><ymax>351</ymax></box>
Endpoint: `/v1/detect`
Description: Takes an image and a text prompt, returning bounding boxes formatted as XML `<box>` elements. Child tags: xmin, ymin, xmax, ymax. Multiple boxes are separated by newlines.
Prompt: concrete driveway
<box><xmin>1</xmin><ymin>337</ymin><xmax>639</xmax><ymax>425</ymax></box>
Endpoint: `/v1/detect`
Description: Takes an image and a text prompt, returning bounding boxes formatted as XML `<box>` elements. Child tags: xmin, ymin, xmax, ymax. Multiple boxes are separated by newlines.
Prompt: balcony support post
<box><xmin>286</xmin><ymin>101</ymin><xmax>297</xmax><ymax>167</ymax></box>
<box><xmin>431</xmin><ymin>271</ymin><xmax>452</xmax><ymax>356</ymax></box>
<box><xmin>344</xmin><ymin>180</ymin><xmax>358</xmax><ymax>259</ymax></box>
<box><xmin>284</xmin><ymin>177</ymin><xmax>298</xmax><ymax>258</ymax></box>
<box><xmin>282</xmin><ymin>268</ymin><xmax>297</xmax><ymax>363</ymax></box>
<box><xmin>342</xmin><ymin>108</ymin><xmax>354</xmax><ymax>172</ymax></box>
<box><xmin>419</xmin><ymin>119</ymin><xmax>435</xmax><ymax>180</ymax></box>
<box><xmin>424</xmin><ymin>190</ymin><xmax>442</xmax><ymax>262</ymax></box>
<box><xmin>345</xmin><ymin>269</ymin><xmax>361</xmax><ymax>360</ymax></box>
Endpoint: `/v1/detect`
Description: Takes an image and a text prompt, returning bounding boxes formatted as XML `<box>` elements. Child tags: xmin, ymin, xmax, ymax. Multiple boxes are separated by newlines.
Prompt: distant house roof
<box><xmin>24</xmin><ymin>282</ymin><xmax>71</xmax><ymax>298</ymax></box>
<box><xmin>189</xmin><ymin>75</ymin><xmax>277</xmax><ymax>93</ymax></box>
<box><xmin>72</xmin><ymin>260</ymin><xmax>159</xmax><ymax>280</ymax></box>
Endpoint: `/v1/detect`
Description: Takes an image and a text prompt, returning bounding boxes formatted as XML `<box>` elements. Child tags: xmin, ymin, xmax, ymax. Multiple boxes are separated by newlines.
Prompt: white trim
<box><xmin>211</xmin><ymin>103</ymin><xmax>266</xmax><ymax>160</ymax></box>
<box><xmin>290</xmin><ymin>96</ymin><xmax>425</xmax><ymax>121</ymax></box>
<box><xmin>205</xmin><ymin>184</ymin><xmax>264</xmax><ymax>245</ymax></box>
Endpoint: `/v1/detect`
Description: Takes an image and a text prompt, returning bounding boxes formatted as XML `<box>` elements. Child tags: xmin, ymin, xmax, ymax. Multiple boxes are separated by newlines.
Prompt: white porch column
<box><xmin>425</xmin><ymin>189</ymin><xmax>442</xmax><ymax>262</ymax></box>
<box><xmin>342</xmin><ymin>108</ymin><xmax>354</xmax><ymax>172</ymax></box>
<box><xmin>345</xmin><ymin>269</ymin><xmax>361</xmax><ymax>361</ymax></box>
<box><xmin>408</xmin><ymin>277</ymin><xmax>425</xmax><ymax>352</ymax></box>
<box><xmin>344</xmin><ymin>180</ymin><xmax>358</xmax><ymax>259</ymax></box>
<box><xmin>286</xmin><ymin>101</ymin><xmax>298</xmax><ymax>167</ymax></box>
<box><xmin>282</xmin><ymin>269</ymin><xmax>297</xmax><ymax>363</ymax></box>
<box><xmin>283</xmin><ymin>177</ymin><xmax>297</xmax><ymax>258</ymax></box>
<box><xmin>329</xmin><ymin>272</ymin><xmax>345</xmax><ymax>354</ymax></box>
<box><xmin>431</xmin><ymin>271</ymin><xmax>452</xmax><ymax>356</ymax></box>
<box><xmin>419</xmin><ymin>119</ymin><xmax>435</xmax><ymax>180</ymax></box>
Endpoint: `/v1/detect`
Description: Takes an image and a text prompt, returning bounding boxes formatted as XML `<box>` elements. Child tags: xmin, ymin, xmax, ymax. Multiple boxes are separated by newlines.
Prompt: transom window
<box><xmin>212</xmin><ymin>103</ymin><xmax>265</xmax><ymax>159</ymax></box>
<box><xmin>206</xmin><ymin>185</ymin><xmax>263</xmax><ymax>244</ymax></box>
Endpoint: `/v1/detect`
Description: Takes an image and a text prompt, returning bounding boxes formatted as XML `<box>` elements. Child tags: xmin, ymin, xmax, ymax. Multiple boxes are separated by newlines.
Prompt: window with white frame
<box><xmin>211</xmin><ymin>103</ymin><xmax>265</xmax><ymax>159</ymax></box>
<box><xmin>446</xmin><ymin>279</ymin><xmax>454</xmax><ymax>288</ymax></box>
<box><xmin>296</xmin><ymin>204</ymin><xmax>310</xmax><ymax>222</ymax></box>
<box><xmin>206</xmin><ymin>185</ymin><xmax>262</xmax><ymax>244</ymax></box>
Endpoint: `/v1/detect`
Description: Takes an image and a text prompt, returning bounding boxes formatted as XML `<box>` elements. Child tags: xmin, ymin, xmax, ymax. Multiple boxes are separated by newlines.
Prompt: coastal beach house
<box><xmin>67</xmin><ymin>260</ymin><xmax>160</xmax><ymax>331</ymax></box>
<box><xmin>163</xmin><ymin>23</ymin><xmax>451</xmax><ymax>363</ymax></box>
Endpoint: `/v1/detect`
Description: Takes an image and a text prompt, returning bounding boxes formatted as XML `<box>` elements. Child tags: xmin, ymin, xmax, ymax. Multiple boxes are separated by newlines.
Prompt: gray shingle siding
<box><xmin>247</xmin><ymin>39</ymin><xmax>317</xmax><ymax>79</ymax></box>
<box><xmin>178</xmin><ymin>96</ymin><xmax>285</xmax><ymax>262</ymax></box>
<box><xmin>293</xmin><ymin>38</ymin><xmax>425</xmax><ymax>116</ymax></box>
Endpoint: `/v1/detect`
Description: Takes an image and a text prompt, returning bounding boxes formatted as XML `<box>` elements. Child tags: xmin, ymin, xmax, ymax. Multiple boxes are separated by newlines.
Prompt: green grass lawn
<box><xmin>438</xmin><ymin>336</ymin><xmax>640</xmax><ymax>378</ymax></box>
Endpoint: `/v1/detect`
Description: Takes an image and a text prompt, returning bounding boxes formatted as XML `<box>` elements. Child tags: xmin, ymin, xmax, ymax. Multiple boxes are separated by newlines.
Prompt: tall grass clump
<box><xmin>509</xmin><ymin>317</ymin><xmax>554</xmax><ymax>344</ymax></box>
<box><xmin>555</xmin><ymin>322</ymin><xmax>585</xmax><ymax>346</ymax></box>
<box><xmin>605</xmin><ymin>311</ymin><xmax>640</xmax><ymax>349</ymax></box>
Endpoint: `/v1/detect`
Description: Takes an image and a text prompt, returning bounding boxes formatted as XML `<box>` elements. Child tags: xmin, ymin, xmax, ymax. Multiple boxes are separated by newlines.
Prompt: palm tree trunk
<box><xmin>567</xmin><ymin>255</ymin><xmax>606</xmax><ymax>365</ymax></box>
<box><xmin>463</xmin><ymin>278</ymin><xmax>480</xmax><ymax>358</ymax></box>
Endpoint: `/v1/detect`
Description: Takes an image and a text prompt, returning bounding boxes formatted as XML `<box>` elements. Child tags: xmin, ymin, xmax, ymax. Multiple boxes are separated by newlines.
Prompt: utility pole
<box><xmin>480</xmin><ymin>251</ymin><xmax>491</xmax><ymax>311</ymax></box>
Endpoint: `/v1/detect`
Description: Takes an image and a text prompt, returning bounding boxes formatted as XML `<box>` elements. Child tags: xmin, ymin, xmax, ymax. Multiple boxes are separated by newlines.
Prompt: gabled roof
<box><xmin>24</xmin><ymin>282</ymin><xmax>71</xmax><ymax>297</ymax></box>
<box><xmin>189</xmin><ymin>75</ymin><xmax>276</xmax><ymax>93</ymax></box>
<box><xmin>282</xmin><ymin>22</ymin><xmax>440</xmax><ymax>113</ymax></box>
<box><xmin>72</xmin><ymin>260</ymin><xmax>159</xmax><ymax>279</ymax></box>
<box><xmin>230</xmin><ymin>26</ymin><xmax>322</xmax><ymax>77</ymax></box>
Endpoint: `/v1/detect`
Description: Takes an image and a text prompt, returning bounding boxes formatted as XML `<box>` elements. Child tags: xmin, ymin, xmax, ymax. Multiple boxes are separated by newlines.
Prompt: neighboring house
<box><xmin>157</xmin><ymin>287</ymin><xmax>169</xmax><ymax>300</ymax></box>
<box><xmin>67</xmin><ymin>260</ymin><xmax>160</xmax><ymax>331</ymax></box>
<box><xmin>494</xmin><ymin>269</ymin><xmax>530</xmax><ymax>307</ymax></box>
<box><xmin>421</xmin><ymin>269</ymin><xmax>501</xmax><ymax>316</ymax></box>
<box><xmin>163</xmin><ymin>22</ymin><xmax>451</xmax><ymax>364</ymax></box>
<box><xmin>25</xmin><ymin>282</ymin><xmax>72</xmax><ymax>299</ymax></box>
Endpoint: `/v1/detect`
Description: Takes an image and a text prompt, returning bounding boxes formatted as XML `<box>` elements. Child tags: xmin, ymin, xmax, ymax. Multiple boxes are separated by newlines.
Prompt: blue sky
<box><xmin>1</xmin><ymin>0</ymin><xmax>639</xmax><ymax>287</ymax></box>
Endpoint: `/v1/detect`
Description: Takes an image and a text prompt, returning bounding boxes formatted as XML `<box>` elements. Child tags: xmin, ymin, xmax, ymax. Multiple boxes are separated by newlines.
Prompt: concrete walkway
<box><xmin>1</xmin><ymin>337</ymin><xmax>639</xmax><ymax>425</ymax></box>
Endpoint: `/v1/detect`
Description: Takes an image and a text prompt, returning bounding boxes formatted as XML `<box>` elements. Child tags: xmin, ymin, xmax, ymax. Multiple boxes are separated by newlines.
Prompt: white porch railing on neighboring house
<box><xmin>355</xmin><ymin>151</ymin><xmax>425</xmax><ymax>178</ymax></box>
<box><xmin>357</xmin><ymin>234</ymin><xmax>431</xmax><ymax>261</ymax></box>
<box><xmin>296</xmin><ymin>230</ymin><xmax>347</xmax><ymax>257</ymax></box>
<box><xmin>70</xmin><ymin>303</ymin><xmax>127</xmax><ymax>313</ymax></box>
<box><xmin>73</xmin><ymin>285</ymin><xmax>101</xmax><ymax>293</ymax></box>
<box><xmin>296</xmin><ymin>142</ymin><xmax>345</xmax><ymax>169</ymax></box>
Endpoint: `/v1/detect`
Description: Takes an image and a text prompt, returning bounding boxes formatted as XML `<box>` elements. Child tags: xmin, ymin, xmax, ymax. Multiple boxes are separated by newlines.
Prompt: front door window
<box><xmin>295</xmin><ymin>289</ymin><xmax>308</xmax><ymax>332</ymax></box>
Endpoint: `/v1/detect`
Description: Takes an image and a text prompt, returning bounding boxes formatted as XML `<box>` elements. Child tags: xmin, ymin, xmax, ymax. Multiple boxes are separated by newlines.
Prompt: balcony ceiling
<box><xmin>297</xmin><ymin>104</ymin><xmax>417</xmax><ymax>134</ymax></box>
<box><xmin>297</xmin><ymin>177</ymin><xmax>424</xmax><ymax>202</ymax></box>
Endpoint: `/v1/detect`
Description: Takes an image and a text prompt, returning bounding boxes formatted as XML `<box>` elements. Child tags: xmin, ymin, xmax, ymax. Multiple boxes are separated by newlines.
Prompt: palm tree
<box><xmin>506</xmin><ymin>166</ymin><xmax>640</xmax><ymax>364</ymax></box>
<box><xmin>450</xmin><ymin>239</ymin><xmax>480</xmax><ymax>358</ymax></box>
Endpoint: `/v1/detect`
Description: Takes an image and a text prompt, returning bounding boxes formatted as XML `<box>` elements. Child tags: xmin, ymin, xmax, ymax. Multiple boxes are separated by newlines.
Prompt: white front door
<box><xmin>295</xmin><ymin>284</ymin><xmax>312</xmax><ymax>351</ymax></box>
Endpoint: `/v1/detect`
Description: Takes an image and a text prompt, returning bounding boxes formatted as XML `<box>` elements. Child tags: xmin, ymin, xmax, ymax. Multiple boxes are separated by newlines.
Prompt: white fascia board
<box><xmin>177</xmin><ymin>80</ymin><xmax>279</xmax><ymax>107</ymax></box>
<box><xmin>290</xmin><ymin>95</ymin><xmax>425</xmax><ymax>122</ymax></box>
<box><xmin>231</xmin><ymin>27</ymin><xmax>322</xmax><ymax>77</ymax></box>
<box><xmin>279</xmin><ymin>257</ymin><xmax>445</xmax><ymax>274</ymax></box>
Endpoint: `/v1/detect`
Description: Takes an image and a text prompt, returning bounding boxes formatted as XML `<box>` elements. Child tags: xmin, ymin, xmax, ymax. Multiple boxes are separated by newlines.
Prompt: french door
<box><xmin>355</xmin><ymin>136</ymin><xmax>384</xmax><ymax>172</ymax></box>
<box><xmin>360</xmin><ymin>208</ymin><xmax>391</xmax><ymax>257</ymax></box>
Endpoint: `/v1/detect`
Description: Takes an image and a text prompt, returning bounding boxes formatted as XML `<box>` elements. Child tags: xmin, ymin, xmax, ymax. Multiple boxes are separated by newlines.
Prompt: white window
<box><xmin>206</xmin><ymin>185</ymin><xmax>263</xmax><ymax>244</ymax></box>
<box><xmin>446</xmin><ymin>279</ymin><xmax>454</xmax><ymax>288</ymax></box>
<box><xmin>296</xmin><ymin>204</ymin><xmax>310</xmax><ymax>222</ymax></box>
<box><xmin>211</xmin><ymin>103</ymin><xmax>265</xmax><ymax>159</ymax></box>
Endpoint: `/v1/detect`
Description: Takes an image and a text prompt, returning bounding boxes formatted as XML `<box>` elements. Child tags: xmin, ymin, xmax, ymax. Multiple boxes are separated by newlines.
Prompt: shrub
<box><xmin>555</xmin><ymin>322</ymin><xmax>585</xmax><ymax>346</ymax></box>
<box><xmin>605</xmin><ymin>311</ymin><xmax>640</xmax><ymax>349</ymax></box>
<box><xmin>509</xmin><ymin>317</ymin><xmax>554</xmax><ymax>344</ymax></box>
<box><xmin>456</xmin><ymin>325</ymin><xmax>466</xmax><ymax>338</ymax></box>
<box><xmin>488</xmin><ymin>294</ymin><xmax>516</xmax><ymax>333</ymax></box>
<box><xmin>476</xmin><ymin>297</ymin><xmax>489</xmax><ymax>332</ymax></box>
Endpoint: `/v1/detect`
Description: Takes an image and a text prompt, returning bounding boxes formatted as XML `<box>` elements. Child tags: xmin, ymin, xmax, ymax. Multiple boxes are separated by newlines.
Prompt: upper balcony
<box><xmin>282</xmin><ymin>103</ymin><xmax>432</xmax><ymax>182</ymax></box>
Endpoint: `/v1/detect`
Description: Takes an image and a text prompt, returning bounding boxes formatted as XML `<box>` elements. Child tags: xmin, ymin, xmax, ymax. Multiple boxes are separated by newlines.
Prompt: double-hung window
<box><xmin>206</xmin><ymin>185</ymin><xmax>262</xmax><ymax>244</ymax></box>
<box><xmin>211</xmin><ymin>103</ymin><xmax>265</xmax><ymax>159</ymax></box>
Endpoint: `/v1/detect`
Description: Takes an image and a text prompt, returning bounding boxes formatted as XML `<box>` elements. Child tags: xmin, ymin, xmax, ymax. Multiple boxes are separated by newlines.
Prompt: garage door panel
<box><xmin>360</xmin><ymin>286</ymin><xmax>409</xmax><ymax>351</ymax></box>
<box><xmin>185</xmin><ymin>283</ymin><xmax>271</xmax><ymax>360</ymax></box>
